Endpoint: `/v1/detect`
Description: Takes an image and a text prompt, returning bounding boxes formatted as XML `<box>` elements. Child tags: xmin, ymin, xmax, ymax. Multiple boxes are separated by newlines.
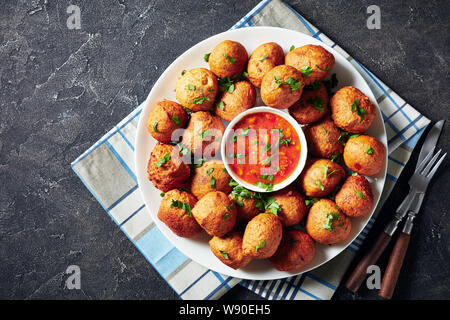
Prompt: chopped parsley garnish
<box><xmin>352</xmin><ymin>172</ymin><xmax>358</xmax><ymax>176</ymax></box>
<box><xmin>193</xmin><ymin>96</ymin><xmax>210</xmax><ymax>104</ymax></box>
<box><xmin>170</xmin><ymin>200</ymin><xmax>192</xmax><ymax>217</ymax></box>
<box><xmin>327</xmin><ymin>169</ymin><xmax>339</xmax><ymax>178</ymax></box>
<box><xmin>181</xmin><ymin>70</ymin><xmax>186</xmax><ymax>76</ymax></box>
<box><xmin>307</xmin><ymin>97</ymin><xmax>325</xmax><ymax>113</ymax></box>
<box><xmin>255</xmin><ymin>181</ymin><xmax>274</xmax><ymax>191</ymax></box>
<box><xmin>186</xmin><ymin>84</ymin><xmax>196</xmax><ymax>90</ymax></box>
<box><xmin>356</xmin><ymin>190</ymin><xmax>366</xmax><ymax>199</ymax></box>
<box><xmin>210</xmin><ymin>176</ymin><xmax>216</xmax><ymax>189</ymax></box>
<box><xmin>330</xmin><ymin>152</ymin><xmax>340</xmax><ymax>162</ymax></box>
<box><xmin>279</xmin><ymin>138</ymin><xmax>291</xmax><ymax>146</ymax></box>
<box><xmin>204</xmin><ymin>53</ymin><xmax>211</xmax><ymax>62</ymax></box>
<box><xmin>226</xmin><ymin>204</ymin><xmax>233</xmax><ymax>211</ymax></box>
<box><xmin>229</xmin><ymin>178</ymin><xmax>239</xmax><ymax>187</ymax></box>
<box><xmin>263</xmin><ymin>144</ymin><xmax>272</xmax><ymax>151</ymax></box>
<box><xmin>315</xmin><ymin>180</ymin><xmax>325</xmax><ymax>190</ymax></box>
<box><xmin>259</xmin><ymin>174</ymin><xmax>274</xmax><ymax>181</ymax></box>
<box><xmin>172</xmin><ymin>114</ymin><xmax>181</xmax><ymax>125</ymax></box>
<box><xmin>194</xmin><ymin>157</ymin><xmax>205</xmax><ymax>167</ymax></box>
<box><xmin>153</xmin><ymin>122</ymin><xmax>159</xmax><ymax>133</ymax></box>
<box><xmin>218</xmin><ymin>76</ymin><xmax>233</xmax><ymax>92</ymax></box>
<box><xmin>264</xmin><ymin>197</ymin><xmax>281</xmax><ymax>216</ymax></box>
<box><xmin>259</xmin><ymin>55</ymin><xmax>268</xmax><ymax>62</ymax></box>
<box><xmin>228</xmin><ymin>83</ymin><xmax>235</xmax><ymax>93</ymax></box>
<box><xmin>323</xmin><ymin>212</ymin><xmax>340</xmax><ymax>231</ymax></box>
<box><xmin>219</xmin><ymin>250</ymin><xmax>229</xmax><ymax>259</ymax></box>
<box><xmin>274</xmin><ymin>76</ymin><xmax>302</xmax><ymax>91</ymax></box>
<box><xmin>223</xmin><ymin>53</ymin><xmax>236</xmax><ymax>64</ymax></box>
<box><xmin>255</xmin><ymin>240</ymin><xmax>266</xmax><ymax>252</ymax></box>
<box><xmin>207</xmin><ymin>168</ymin><xmax>214</xmax><ymax>175</ymax></box>
<box><xmin>241</xmin><ymin>128</ymin><xmax>250</xmax><ymax>136</ymax></box>
<box><xmin>156</xmin><ymin>153</ymin><xmax>171</xmax><ymax>167</ymax></box>
<box><xmin>316</xmin><ymin>64</ymin><xmax>330</xmax><ymax>72</ymax></box>
<box><xmin>177</xmin><ymin>143</ymin><xmax>190</xmax><ymax>156</ymax></box>
<box><xmin>160</xmin><ymin>192</ymin><xmax>165</xmax><ymax>197</ymax></box>
<box><xmin>305</xmin><ymin>197</ymin><xmax>319</xmax><ymax>207</ymax></box>
<box><xmin>231</xmin><ymin>185</ymin><xmax>253</xmax><ymax>199</ymax></box>
<box><xmin>289</xmin><ymin>45</ymin><xmax>295</xmax><ymax>52</ymax></box>
<box><xmin>351</xmin><ymin>98</ymin><xmax>367</xmax><ymax>122</ymax></box>
<box><xmin>300</xmin><ymin>66</ymin><xmax>314</xmax><ymax>77</ymax></box>
<box><xmin>222</xmin><ymin>212</ymin><xmax>230</xmax><ymax>220</ymax></box>
<box><xmin>366</xmin><ymin>147</ymin><xmax>374</xmax><ymax>155</ymax></box>
<box><xmin>216</xmin><ymin>101</ymin><xmax>225</xmax><ymax>111</ymax></box>
<box><xmin>321</xmin><ymin>125</ymin><xmax>329</xmax><ymax>136</ymax></box>
<box><xmin>200</xmin><ymin>129</ymin><xmax>214</xmax><ymax>139</ymax></box>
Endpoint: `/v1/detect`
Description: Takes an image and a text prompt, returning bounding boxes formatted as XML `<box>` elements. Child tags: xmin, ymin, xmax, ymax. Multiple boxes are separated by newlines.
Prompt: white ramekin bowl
<box><xmin>220</xmin><ymin>106</ymin><xmax>308</xmax><ymax>193</ymax></box>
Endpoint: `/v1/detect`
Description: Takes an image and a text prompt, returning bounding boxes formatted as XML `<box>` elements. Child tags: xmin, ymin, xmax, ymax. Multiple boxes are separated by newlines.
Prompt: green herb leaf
<box><xmin>300</xmin><ymin>66</ymin><xmax>314</xmax><ymax>77</ymax></box>
<box><xmin>226</xmin><ymin>204</ymin><xmax>233</xmax><ymax>211</ymax></box>
<box><xmin>259</xmin><ymin>55</ymin><xmax>268</xmax><ymax>62</ymax></box>
<box><xmin>153</xmin><ymin>122</ymin><xmax>159</xmax><ymax>133</ymax></box>
<box><xmin>193</xmin><ymin>96</ymin><xmax>210</xmax><ymax>104</ymax></box>
<box><xmin>351</xmin><ymin>98</ymin><xmax>360</xmax><ymax>112</ymax></box>
<box><xmin>181</xmin><ymin>70</ymin><xmax>186</xmax><ymax>76</ymax></box>
<box><xmin>200</xmin><ymin>129</ymin><xmax>213</xmax><ymax>139</ymax></box>
<box><xmin>305</xmin><ymin>197</ymin><xmax>319</xmax><ymax>207</ymax></box>
<box><xmin>216</xmin><ymin>101</ymin><xmax>225</xmax><ymax>111</ymax></box>
<box><xmin>219</xmin><ymin>250</ymin><xmax>229</xmax><ymax>260</ymax></box>
<box><xmin>204</xmin><ymin>53</ymin><xmax>211</xmax><ymax>62</ymax></box>
<box><xmin>223</xmin><ymin>53</ymin><xmax>236</xmax><ymax>64</ymax></box>
<box><xmin>352</xmin><ymin>172</ymin><xmax>358</xmax><ymax>176</ymax></box>
<box><xmin>172</xmin><ymin>114</ymin><xmax>181</xmax><ymax>125</ymax></box>
<box><xmin>228</xmin><ymin>83</ymin><xmax>235</xmax><ymax>93</ymax></box>
<box><xmin>160</xmin><ymin>192</ymin><xmax>165</xmax><ymax>197</ymax></box>
<box><xmin>222</xmin><ymin>212</ymin><xmax>230</xmax><ymax>220</ymax></box>
<box><xmin>289</xmin><ymin>45</ymin><xmax>295</xmax><ymax>52</ymax></box>
<box><xmin>255</xmin><ymin>240</ymin><xmax>266</xmax><ymax>252</ymax></box>
<box><xmin>366</xmin><ymin>146</ymin><xmax>374</xmax><ymax>155</ymax></box>
<box><xmin>315</xmin><ymin>180</ymin><xmax>325</xmax><ymax>191</ymax></box>
<box><xmin>156</xmin><ymin>153</ymin><xmax>171</xmax><ymax>167</ymax></box>
<box><xmin>356</xmin><ymin>190</ymin><xmax>366</xmax><ymax>199</ymax></box>
<box><xmin>210</xmin><ymin>176</ymin><xmax>216</xmax><ymax>189</ymax></box>
<box><xmin>307</xmin><ymin>97</ymin><xmax>325</xmax><ymax>113</ymax></box>
<box><xmin>316</xmin><ymin>64</ymin><xmax>330</xmax><ymax>72</ymax></box>
<box><xmin>186</xmin><ymin>84</ymin><xmax>196</xmax><ymax>90</ymax></box>
<box><xmin>323</xmin><ymin>212</ymin><xmax>340</xmax><ymax>231</ymax></box>
<box><xmin>284</xmin><ymin>77</ymin><xmax>302</xmax><ymax>91</ymax></box>
<box><xmin>321</xmin><ymin>125</ymin><xmax>329</xmax><ymax>136</ymax></box>
<box><xmin>207</xmin><ymin>168</ymin><xmax>214</xmax><ymax>175</ymax></box>
<box><xmin>170</xmin><ymin>199</ymin><xmax>192</xmax><ymax>217</ymax></box>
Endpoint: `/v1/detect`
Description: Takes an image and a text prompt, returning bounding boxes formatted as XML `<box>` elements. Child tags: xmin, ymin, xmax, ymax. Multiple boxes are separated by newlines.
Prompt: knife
<box><xmin>344</xmin><ymin>120</ymin><xmax>445</xmax><ymax>293</ymax></box>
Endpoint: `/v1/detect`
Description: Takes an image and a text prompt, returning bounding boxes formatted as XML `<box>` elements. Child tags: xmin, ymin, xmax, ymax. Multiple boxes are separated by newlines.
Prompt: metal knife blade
<box><xmin>416</xmin><ymin>120</ymin><xmax>445</xmax><ymax>169</ymax></box>
<box><xmin>397</xmin><ymin>120</ymin><xmax>445</xmax><ymax>212</ymax></box>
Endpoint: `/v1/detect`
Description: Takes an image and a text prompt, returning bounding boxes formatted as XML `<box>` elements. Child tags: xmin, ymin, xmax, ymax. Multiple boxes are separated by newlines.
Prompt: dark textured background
<box><xmin>0</xmin><ymin>0</ymin><xmax>448</xmax><ymax>300</ymax></box>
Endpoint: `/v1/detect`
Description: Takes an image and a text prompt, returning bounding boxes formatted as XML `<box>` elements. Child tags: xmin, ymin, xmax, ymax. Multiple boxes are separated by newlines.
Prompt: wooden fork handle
<box><xmin>379</xmin><ymin>232</ymin><xmax>411</xmax><ymax>299</ymax></box>
<box><xmin>345</xmin><ymin>232</ymin><xmax>392</xmax><ymax>293</ymax></box>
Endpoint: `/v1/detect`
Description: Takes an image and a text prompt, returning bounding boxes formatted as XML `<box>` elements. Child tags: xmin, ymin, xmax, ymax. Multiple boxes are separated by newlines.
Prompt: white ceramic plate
<box><xmin>135</xmin><ymin>27</ymin><xmax>387</xmax><ymax>280</ymax></box>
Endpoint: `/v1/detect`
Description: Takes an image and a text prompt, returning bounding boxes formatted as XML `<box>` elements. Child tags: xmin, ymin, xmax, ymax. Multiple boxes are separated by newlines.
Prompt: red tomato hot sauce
<box><xmin>225</xmin><ymin>112</ymin><xmax>301</xmax><ymax>190</ymax></box>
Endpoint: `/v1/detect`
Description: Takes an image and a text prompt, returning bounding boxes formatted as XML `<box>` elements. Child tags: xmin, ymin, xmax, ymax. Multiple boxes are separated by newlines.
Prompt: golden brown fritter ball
<box><xmin>190</xmin><ymin>160</ymin><xmax>232</xmax><ymax>199</ymax></box>
<box><xmin>289</xmin><ymin>81</ymin><xmax>328</xmax><ymax>124</ymax></box>
<box><xmin>304</xmin><ymin>117</ymin><xmax>343</xmax><ymax>158</ymax></box>
<box><xmin>157</xmin><ymin>189</ymin><xmax>201</xmax><ymax>238</ymax></box>
<box><xmin>214</xmin><ymin>81</ymin><xmax>256</xmax><ymax>122</ymax></box>
<box><xmin>181</xmin><ymin>111</ymin><xmax>225</xmax><ymax>158</ymax></box>
<box><xmin>229</xmin><ymin>191</ymin><xmax>260</xmax><ymax>222</ymax></box>
<box><xmin>269</xmin><ymin>230</ymin><xmax>315</xmax><ymax>271</ymax></box>
<box><xmin>147</xmin><ymin>143</ymin><xmax>191</xmax><ymax>192</ymax></box>
<box><xmin>330</xmin><ymin>86</ymin><xmax>376</xmax><ymax>133</ymax></box>
<box><xmin>335</xmin><ymin>175</ymin><xmax>374</xmax><ymax>217</ymax></box>
<box><xmin>147</xmin><ymin>100</ymin><xmax>188</xmax><ymax>143</ymax></box>
<box><xmin>260</xmin><ymin>65</ymin><xmax>304</xmax><ymax>109</ymax></box>
<box><xmin>209</xmin><ymin>231</ymin><xmax>252</xmax><ymax>270</ymax></box>
<box><xmin>242</xmin><ymin>213</ymin><xmax>282</xmax><ymax>259</ymax></box>
<box><xmin>299</xmin><ymin>158</ymin><xmax>346</xmax><ymax>197</ymax></box>
<box><xmin>343</xmin><ymin>134</ymin><xmax>386</xmax><ymax>176</ymax></box>
<box><xmin>270</xmin><ymin>187</ymin><xmax>307</xmax><ymax>227</ymax></box>
<box><xmin>306</xmin><ymin>199</ymin><xmax>351</xmax><ymax>245</ymax></box>
<box><xmin>247</xmin><ymin>42</ymin><xmax>284</xmax><ymax>88</ymax></box>
<box><xmin>209</xmin><ymin>40</ymin><xmax>248</xmax><ymax>78</ymax></box>
<box><xmin>285</xmin><ymin>44</ymin><xmax>335</xmax><ymax>85</ymax></box>
<box><xmin>192</xmin><ymin>191</ymin><xmax>237</xmax><ymax>237</ymax></box>
<box><xmin>175</xmin><ymin>68</ymin><xmax>218</xmax><ymax>112</ymax></box>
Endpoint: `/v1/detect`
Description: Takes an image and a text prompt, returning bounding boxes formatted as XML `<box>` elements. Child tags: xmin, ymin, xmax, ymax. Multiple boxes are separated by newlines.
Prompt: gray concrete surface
<box><xmin>0</xmin><ymin>0</ymin><xmax>448</xmax><ymax>300</ymax></box>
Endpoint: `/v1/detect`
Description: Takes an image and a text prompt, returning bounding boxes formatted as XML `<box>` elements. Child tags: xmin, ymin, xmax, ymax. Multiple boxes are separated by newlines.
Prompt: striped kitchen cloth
<box><xmin>71</xmin><ymin>0</ymin><xmax>430</xmax><ymax>300</ymax></box>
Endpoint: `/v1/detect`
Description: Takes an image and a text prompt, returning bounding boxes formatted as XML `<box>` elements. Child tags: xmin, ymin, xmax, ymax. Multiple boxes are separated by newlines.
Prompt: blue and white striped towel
<box><xmin>71</xmin><ymin>0</ymin><xmax>430</xmax><ymax>300</ymax></box>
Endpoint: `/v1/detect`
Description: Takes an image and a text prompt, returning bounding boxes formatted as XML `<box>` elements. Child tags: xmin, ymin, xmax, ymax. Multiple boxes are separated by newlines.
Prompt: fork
<box><xmin>378</xmin><ymin>148</ymin><xmax>447</xmax><ymax>299</ymax></box>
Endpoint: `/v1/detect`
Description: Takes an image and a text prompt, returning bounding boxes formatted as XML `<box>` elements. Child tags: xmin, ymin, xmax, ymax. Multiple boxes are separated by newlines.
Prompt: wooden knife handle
<box><xmin>379</xmin><ymin>232</ymin><xmax>411</xmax><ymax>299</ymax></box>
<box><xmin>345</xmin><ymin>232</ymin><xmax>392</xmax><ymax>293</ymax></box>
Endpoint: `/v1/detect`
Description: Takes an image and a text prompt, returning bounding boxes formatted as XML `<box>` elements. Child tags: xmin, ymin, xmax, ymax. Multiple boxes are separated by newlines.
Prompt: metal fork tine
<box><xmin>421</xmin><ymin>149</ymin><xmax>442</xmax><ymax>176</ymax></box>
<box><xmin>415</xmin><ymin>146</ymin><xmax>436</xmax><ymax>174</ymax></box>
<box><xmin>427</xmin><ymin>153</ymin><xmax>447</xmax><ymax>179</ymax></box>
